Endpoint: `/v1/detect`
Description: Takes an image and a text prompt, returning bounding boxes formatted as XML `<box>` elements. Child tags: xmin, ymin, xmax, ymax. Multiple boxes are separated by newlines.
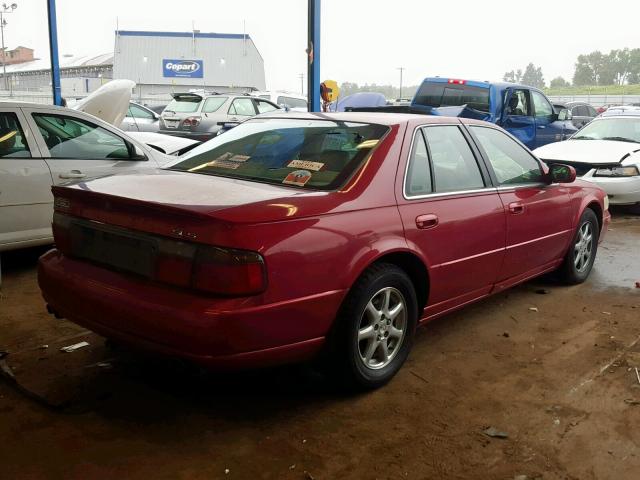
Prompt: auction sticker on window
<box><xmin>230</xmin><ymin>154</ymin><xmax>251</xmax><ymax>162</ymax></box>
<box><xmin>287</xmin><ymin>160</ymin><xmax>324</xmax><ymax>171</ymax></box>
<box><xmin>283</xmin><ymin>169</ymin><xmax>312</xmax><ymax>186</ymax></box>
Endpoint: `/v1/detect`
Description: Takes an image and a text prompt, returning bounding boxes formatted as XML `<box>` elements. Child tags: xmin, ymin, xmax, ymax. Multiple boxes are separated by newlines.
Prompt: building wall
<box><xmin>113</xmin><ymin>31</ymin><xmax>265</xmax><ymax>92</ymax></box>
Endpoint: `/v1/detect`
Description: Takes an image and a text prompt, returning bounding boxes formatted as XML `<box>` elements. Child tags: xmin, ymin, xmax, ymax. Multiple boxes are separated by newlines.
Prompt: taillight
<box><xmin>182</xmin><ymin>116</ymin><xmax>201</xmax><ymax>128</ymax></box>
<box><xmin>52</xmin><ymin>212</ymin><xmax>73</xmax><ymax>253</ymax></box>
<box><xmin>447</xmin><ymin>79</ymin><xmax>466</xmax><ymax>85</ymax></box>
<box><xmin>192</xmin><ymin>247</ymin><xmax>267</xmax><ymax>296</ymax></box>
<box><xmin>154</xmin><ymin>239</ymin><xmax>197</xmax><ymax>288</ymax></box>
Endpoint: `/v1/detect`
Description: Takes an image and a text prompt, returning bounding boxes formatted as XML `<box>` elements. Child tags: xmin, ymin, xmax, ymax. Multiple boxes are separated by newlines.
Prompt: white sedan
<box><xmin>0</xmin><ymin>102</ymin><xmax>197</xmax><ymax>252</ymax></box>
<box><xmin>534</xmin><ymin>112</ymin><xmax>640</xmax><ymax>211</ymax></box>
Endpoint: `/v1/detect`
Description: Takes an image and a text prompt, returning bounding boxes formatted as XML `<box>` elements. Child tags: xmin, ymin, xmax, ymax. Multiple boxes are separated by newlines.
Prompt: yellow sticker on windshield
<box><xmin>287</xmin><ymin>160</ymin><xmax>324</xmax><ymax>171</ymax></box>
<box><xmin>356</xmin><ymin>139</ymin><xmax>379</xmax><ymax>149</ymax></box>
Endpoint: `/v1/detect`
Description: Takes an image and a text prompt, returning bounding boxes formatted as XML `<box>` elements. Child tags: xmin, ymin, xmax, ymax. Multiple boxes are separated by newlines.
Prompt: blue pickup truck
<box><xmin>352</xmin><ymin>77</ymin><xmax>577</xmax><ymax>150</ymax></box>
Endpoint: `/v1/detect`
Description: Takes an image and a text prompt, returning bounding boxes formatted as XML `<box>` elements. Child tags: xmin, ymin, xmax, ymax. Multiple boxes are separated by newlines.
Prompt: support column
<box><xmin>307</xmin><ymin>0</ymin><xmax>321</xmax><ymax>112</ymax></box>
<box><xmin>47</xmin><ymin>0</ymin><xmax>62</xmax><ymax>106</ymax></box>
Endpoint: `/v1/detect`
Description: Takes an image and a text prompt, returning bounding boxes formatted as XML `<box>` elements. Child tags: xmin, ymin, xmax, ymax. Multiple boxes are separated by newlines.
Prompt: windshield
<box><xmin>573</xmin><ymin>118</ymin><xmax>640</xmax><ymax>143</ymax></box>
<box><xmin>166</xmin><ymin>119</ymin><xmax>389</xmax><ymax>190</ymax></box>
<box><xmin>413</xmin><ymin>82</ymin><xmax>490</xmax><ymax>112</ymax></box>
<box><xmin>165</xmin><ymin>96</ymin><xmax>202</xmax><ymax>113</ymax></box>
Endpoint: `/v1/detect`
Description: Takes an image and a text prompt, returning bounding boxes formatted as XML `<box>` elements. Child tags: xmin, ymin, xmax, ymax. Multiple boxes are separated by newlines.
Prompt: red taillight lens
<box><xmin>52</xmin><ymin>212</ymin><xmax>73</xmax><ymax>253</ymax></box>
<box><xmin>154</xmin><ymin>240</ymin><xmax>197</xmax><ymax>287</ymax></box>
<box><xmin>182</xmin><ymin>116</ymin><xmax>201</xmax><ymax>128</ymax></box>
<box><xmin>192</xmin><ymin>247</ymin><xmax>267</xmax><ymax>296</ymax></box>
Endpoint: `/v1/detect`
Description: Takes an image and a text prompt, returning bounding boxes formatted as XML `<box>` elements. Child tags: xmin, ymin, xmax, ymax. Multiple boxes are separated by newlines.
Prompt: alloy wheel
<box><xmin>574</xmin><ymin>221</ymin><xmax>594</xmax><ymax>272</ymax></box>
<box><xmin>357</xmin><ymin>287</ymin><xmax>407</xmax><ymax>370</ymax></box>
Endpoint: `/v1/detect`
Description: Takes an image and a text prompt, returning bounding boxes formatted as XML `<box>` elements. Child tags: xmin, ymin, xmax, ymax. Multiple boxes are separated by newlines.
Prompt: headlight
<box><xmin>604</xmin><ymin>195</ymin><xmax>609</xmax><ymax>211</ymax></box>
<box><xmin>594</xmin><ymin>166</ymin><xmax>639</xmax><ymax>177</ymax></box>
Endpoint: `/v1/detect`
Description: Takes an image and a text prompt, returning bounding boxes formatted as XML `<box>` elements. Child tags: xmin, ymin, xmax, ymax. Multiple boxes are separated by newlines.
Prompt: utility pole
<box><xmin>298</xmin><ymin>73</ymin><xmax>304</xmax><ymax>94</ymax></box>
<box><xmin>397</xmin><ymin>67</ymin><xmax>405</xmax><ymax>101</ymax></box>
<box><xmin>0</xmin><ymin>3</ymin><xmax>17</xmax><ymax>92</ymax></box>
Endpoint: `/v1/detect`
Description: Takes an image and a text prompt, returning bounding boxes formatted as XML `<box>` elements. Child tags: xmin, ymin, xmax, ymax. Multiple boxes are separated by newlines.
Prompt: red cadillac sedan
<box><xmin>39</xmin><ymin>112</ymin><xmax>610</xmax><ymax>389</ymax></box>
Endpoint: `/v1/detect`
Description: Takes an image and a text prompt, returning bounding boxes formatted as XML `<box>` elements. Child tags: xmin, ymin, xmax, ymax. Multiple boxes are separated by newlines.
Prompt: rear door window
<box><xmin>0</xmin><ymin>112</ymin><xmax>31</xmax><ymax>158</ymax></box>
<box><xmin>423</xmin><ymin>125</ymin><xmax>485</xmax><ymax>192</ymax></box>
<box><xmin>127</xmin><ymin>104</ymin><xmax>154</xmax><ymax>119</ymax></box>
<box><xmin>202</xmin><ymin>97</ymin><xmax>228</xmax><ymax>113</ymax></box>
<box><xmin>470</xmin><ymin>126</ymin><xmax>543</xmax><ymax>185</ymax></box>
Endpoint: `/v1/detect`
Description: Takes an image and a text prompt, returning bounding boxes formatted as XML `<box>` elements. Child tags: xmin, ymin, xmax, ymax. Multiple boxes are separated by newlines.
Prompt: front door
<box><xmin>23</xmin><ymin>109</ymin><xmax>152</xmax><ymax>185</ymax></box>
<box><xmin>531</xmin><ymin>90</ymin><xmax>561</xmax><ymax>147</ymax></box>
<box><xmin>396</xmin><ymin>123</ymin><xmax>506</xmax><ymax>318</ymax></box>
<box><xmin>468</xmin><ymin>125</ymin><xmax>573</xmax><ymax>288</ymax></box>
<box><xmin>0</xmin><ymin>108</ymin><xmax>53</xmax><ymax>250</ymax></box>
<box><xmin>502</xmin><ymin>89</ymin><xmax>536</xmax><ymax>148</ymax></box>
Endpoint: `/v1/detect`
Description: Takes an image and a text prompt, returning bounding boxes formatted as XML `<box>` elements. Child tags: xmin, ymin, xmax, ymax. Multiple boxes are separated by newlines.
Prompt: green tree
<box><xmin>550</xmin><ymin>76</ymin><xmax>570</xmax><ymax>88</ymax></box>
<box><xmin>521</xmin><ymin>63</ymin><xmax>545</xmax><ymax>89</ymax></box>
<box><xmin>503</xmin><ymin>69</ymin><xmax>523</xmax><ymax>83</ymax></box>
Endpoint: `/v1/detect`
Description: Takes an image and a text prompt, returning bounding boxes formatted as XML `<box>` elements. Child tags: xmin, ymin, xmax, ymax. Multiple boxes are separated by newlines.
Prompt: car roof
<box><xmin>253</xmin><ymin>111</ymin><xmax>495</xmax><ymax>128</ymax></box>
<box><xmin>0</xmin><ymin>100</ymin><xmax>69</xmax><ymax>110</ymax></box>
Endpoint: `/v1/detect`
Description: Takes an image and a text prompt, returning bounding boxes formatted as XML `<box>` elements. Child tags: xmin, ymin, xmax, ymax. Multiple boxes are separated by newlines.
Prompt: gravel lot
<box><xmin>1</xmin><ymin>210</ymin><xmax>639</xmax><ymax>480</ymax></box>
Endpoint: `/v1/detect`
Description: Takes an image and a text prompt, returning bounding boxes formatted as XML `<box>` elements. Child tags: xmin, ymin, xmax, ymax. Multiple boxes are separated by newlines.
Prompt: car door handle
<box><xmin>538</xmin><ymin>125</ymin><xmax>546</xmax><ymax>129</ymax></box>
<box><xmin>415</xmin><ymin>214</ymin><xmax>439</xmax><ymax>230</ymax></box>
<box><xmin>508</xmin><ymin>202</ymin><xmax>525</xmax><ymax>214</ymax></box>
<box><xmin>59</xmin><ymin>170</ymin><xmax>86</xmax><ymax>179</ymax></box>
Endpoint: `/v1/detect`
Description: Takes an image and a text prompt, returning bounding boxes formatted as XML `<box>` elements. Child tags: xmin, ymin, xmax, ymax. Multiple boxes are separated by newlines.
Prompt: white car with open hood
<box><xmin>534</xmin><ymin>114</ymin><xmax>640</xmax><ymax>210</ymax></box>
<box><xmin>0</xmin><ymin>102</ymin><xmax>196</xmax><ymax>252</ymax></box>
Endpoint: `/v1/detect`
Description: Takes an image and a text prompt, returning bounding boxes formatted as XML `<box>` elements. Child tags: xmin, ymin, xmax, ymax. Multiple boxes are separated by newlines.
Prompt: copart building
<box><xmin>1</xmin><ymin>30</ymin><xmax>266</xmax><ymax>99</ymax></box>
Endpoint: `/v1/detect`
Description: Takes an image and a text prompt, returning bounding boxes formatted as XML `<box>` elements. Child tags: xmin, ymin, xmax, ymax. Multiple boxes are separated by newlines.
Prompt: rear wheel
<box><xmin>560</xmin><ymin>208</ymin><xmax>599</xmax><ymax>284</ymax></box>
<box><xmin>333</xmin><ymin>263</ymin><xmax>418</xmax><ymax>390</ymax></box>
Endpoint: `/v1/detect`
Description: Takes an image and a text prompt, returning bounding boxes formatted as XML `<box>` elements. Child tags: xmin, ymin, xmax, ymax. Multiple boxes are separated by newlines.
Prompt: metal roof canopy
<box><xmin>46</xmin><ymin>0</ymin><xmax>322</xmax><ymax>110</ymax></box>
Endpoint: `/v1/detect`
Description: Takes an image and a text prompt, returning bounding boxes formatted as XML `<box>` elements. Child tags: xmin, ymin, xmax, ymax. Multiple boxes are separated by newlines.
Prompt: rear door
<box><xmin>531</xmin><ymin>90</ymin><xmax>560</xmax><ymax>147</ymax></box>
<box><xmin>23</xmin><ymin>108</ymin><xmax>155</xmax><ymax>185</ymax></box>
<box><xmin>468</xmin><ymin>125</ymin><xmax>573</xmax><ymax>288</ymax></box>
<box><xmin>396</xmin><ymin>122</ymin><xmax>505</xmax><ymax>318</ymax></box>
<box><xmin>122</xmin><ymin>103</ymin><xmax>158</xmax><ymax>132</ymax></box>
<box><xmin>0</xmin><ymin>108</ymin><xmax>53</xmax><ymax>249</ymax></box>
<box><xmin>502</xmin><ymin>88</ymin><xmax>536</xmax><ymax>148</ymax></box>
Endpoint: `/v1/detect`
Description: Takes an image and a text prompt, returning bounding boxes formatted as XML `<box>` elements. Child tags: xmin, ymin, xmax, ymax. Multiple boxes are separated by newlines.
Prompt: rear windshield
<box><xmin>165</xmin><ymin>96</ymin><xmax>202</xmax><ymax>113</ymax></box>
<box><xmin>167</xmin><ymin>119</ymin><xmax>389</xmax><ymax>190</ymax></box>
<box><xmin>413</xmin><ymin>82</ymin><xmax>490</xmax><ymax>112</ymax></box>
<box><xmin>277</xmin><ymin>96</ymin><xmax>308</xmax><ymax>109</ymax></box>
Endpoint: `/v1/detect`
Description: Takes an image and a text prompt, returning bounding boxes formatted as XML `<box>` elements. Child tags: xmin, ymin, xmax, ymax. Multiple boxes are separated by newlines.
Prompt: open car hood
<box><xmin>71</xmin><ymin>79</ymin><xmax>135</xmax><ymax>127</ymax></box>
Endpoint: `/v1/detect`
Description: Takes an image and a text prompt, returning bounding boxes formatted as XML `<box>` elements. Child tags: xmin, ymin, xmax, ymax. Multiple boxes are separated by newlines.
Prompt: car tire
<box><xmin>332</xmin><ymin>263</ymin><xmax>418</xmax><ymax>390</ymax></box>
<box><xmin>560</xmin><ymin>208</ymin><xmax>599</xmax><ymax>284</ymax></box>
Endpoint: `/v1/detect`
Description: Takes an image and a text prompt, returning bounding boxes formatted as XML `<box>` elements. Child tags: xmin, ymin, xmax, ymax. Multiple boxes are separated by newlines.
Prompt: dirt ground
<box><xmin>1</xmin><ymin>210</ymin><xmax>639</xmax><ymax>480</ymax></box>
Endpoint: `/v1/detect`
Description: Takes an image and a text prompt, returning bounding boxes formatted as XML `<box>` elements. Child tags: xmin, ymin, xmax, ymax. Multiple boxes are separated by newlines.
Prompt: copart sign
<box><xmin>163</xmin><ymin>59</ymin><xmax>204</xmax><ymax>78</ymax></box>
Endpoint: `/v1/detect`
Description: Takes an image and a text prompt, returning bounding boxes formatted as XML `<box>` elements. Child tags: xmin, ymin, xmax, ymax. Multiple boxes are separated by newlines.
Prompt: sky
<box><xmin>11</xmin><ymin>0</ymin><xmax>640</xmax><ymax>92</ymax></box>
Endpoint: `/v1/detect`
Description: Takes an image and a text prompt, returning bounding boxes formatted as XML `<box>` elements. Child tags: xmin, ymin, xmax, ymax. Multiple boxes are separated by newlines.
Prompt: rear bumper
<box><xmin>38</xmin><ymin>250</ymin><xmax>344</xmax><ymax>369</ymax></box>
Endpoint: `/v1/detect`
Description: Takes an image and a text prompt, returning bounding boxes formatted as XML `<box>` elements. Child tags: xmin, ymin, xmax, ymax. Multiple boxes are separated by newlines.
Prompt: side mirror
<box><xmin>549</xmin><ymin>163</ymin><xmax>576</xmax><ymax>183</ymax></box>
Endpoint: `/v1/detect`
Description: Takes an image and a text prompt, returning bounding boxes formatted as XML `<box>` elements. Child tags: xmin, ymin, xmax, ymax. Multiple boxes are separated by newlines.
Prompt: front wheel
<box><xmin>332</xmin><ymin>263</ymin><xmax>418</xmax><ymax>390</ymax></box>
<box><xmin>560</xmin><ymin>208</ymin><xmax>599</xmax><ymax>284</ymax></box>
